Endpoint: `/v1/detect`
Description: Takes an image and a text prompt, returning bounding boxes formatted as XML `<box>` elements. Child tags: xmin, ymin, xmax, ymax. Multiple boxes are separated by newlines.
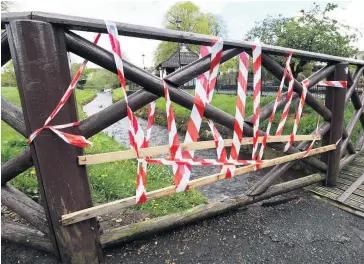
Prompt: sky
<box><xmin>8</xmin><ymin>0</ymin><xmax>364</xmax><ymax>68</ymax></box>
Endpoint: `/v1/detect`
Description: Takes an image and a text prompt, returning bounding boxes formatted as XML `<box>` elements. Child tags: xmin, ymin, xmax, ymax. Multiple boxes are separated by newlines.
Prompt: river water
<box><xmin>83</xmin><ymin>92</ymin><xmax>262</xmax><ymax>200</ymax></box>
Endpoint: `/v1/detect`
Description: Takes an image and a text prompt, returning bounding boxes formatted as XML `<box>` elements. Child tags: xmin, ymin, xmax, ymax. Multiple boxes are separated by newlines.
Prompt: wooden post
<box><xmin>6</xmin><ymin>20</ymin><xmax>102</xmax><ymax>263</ymax></box>
<box><xmin>322</xmin><ymin>62</ymin><xmax>348</xmax><ymax>186</ymax></box>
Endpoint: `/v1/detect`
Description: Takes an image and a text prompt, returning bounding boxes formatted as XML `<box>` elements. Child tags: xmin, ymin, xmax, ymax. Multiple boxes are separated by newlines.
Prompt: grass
<box><xmin>1</xmin><ymin>87</ymin><xmax>207</xmax><ymax>217</ymax></box>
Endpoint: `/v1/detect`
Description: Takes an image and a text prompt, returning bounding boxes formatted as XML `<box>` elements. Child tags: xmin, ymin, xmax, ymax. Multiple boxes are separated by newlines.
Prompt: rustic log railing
<box><xmin>1</xmin><ymin>12</ymin><xmax>364</xmax><ymax>264</ymax></box>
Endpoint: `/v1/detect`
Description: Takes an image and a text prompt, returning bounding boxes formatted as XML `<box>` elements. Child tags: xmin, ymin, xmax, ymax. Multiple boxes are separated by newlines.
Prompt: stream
<box><xmin>83</xmin><ymin>92</ymin><xmax>263</xmax><ymax>200</ymax></box>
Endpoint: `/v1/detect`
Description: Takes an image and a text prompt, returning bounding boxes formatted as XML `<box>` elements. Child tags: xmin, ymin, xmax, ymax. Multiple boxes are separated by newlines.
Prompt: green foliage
<box><xmin>154</xmin><ymin>1</ymin><xmax>226</xmax><ymax>66</ymax></box>
<box><xmin>219</xmin><ymin>57</ymin><xmax>239</xmax><ymax>74</ymax></box>
<box><xmin>1</xmin><ymin>1</ymin><xmax>11</xmax><ymax>12</ymax></box>
<box><xmin>245</xmin><ymin>3</ymin><xmax>359</xmax><ymax>57</ymax></box>
<box><xmin>70</xmin><ymin>63</ymin><xmax>95</xmax><ymax>80</ymax></box>
<box><xmin>86</xmin><ymin>68</ymin><xmax>120</xmax><ymax>90</ymax></box>
<box><xmin>1</xmin><ymin>62</ymin><xmax>17</xmax><ymax>87</ymax></box>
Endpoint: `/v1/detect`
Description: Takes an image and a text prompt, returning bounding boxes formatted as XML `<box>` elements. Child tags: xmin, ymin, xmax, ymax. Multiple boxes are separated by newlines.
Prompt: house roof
<box><xmin>159</xmin><ymin>45</ymin><xmax>199</xmax><ymax>68</ymax></box>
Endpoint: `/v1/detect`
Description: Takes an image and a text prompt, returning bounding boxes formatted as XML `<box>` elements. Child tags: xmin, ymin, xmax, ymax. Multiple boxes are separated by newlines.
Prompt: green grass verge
<box><xmin>1</xmin><ymin>87</ymin><xmax>207</xmax><ymax>217</ymax></box>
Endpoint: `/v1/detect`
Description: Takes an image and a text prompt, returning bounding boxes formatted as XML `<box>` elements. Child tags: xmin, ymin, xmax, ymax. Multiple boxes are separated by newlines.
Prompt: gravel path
<box><xmin>2</xmin><ymin>191</ymin><xmax>364</xmax><ymax>263</ymax></box>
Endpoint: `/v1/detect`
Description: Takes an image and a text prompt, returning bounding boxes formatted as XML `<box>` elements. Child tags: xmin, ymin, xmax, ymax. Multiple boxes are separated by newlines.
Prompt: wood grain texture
<box><xmin>79</xmin><ymin>135</ymin><xmax>321</xmax><ymax>165</ymax></box>
<box><xmin>63</xmin><ymin>145</ymin><xmax>335</xmax><ymax>226</ymax></box>
<box><xmin>7</xmin><ymin>20</ymin><xmax>102</xmax><ymax>263</ymax></box>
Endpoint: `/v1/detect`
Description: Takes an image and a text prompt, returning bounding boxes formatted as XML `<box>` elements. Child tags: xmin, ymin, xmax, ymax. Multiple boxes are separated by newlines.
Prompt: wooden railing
<box><xmin>1</xmin><ymin>12</ymin><xmax>364</xmax><ymax>263</ymax></box>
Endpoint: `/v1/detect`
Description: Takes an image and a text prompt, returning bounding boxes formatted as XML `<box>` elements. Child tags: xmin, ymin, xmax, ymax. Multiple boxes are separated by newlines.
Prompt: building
<box><xmin>157</xmin><ymin>44</ymin><xmax>199</xmax><ymax>78</ymax></box>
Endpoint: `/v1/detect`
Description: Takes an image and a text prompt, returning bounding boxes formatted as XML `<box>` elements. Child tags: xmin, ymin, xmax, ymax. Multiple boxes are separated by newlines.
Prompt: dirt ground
<box><xmin>2</xmin><ymin>190</ymin><xmax>364</xmax><ymax>264</ymax></box>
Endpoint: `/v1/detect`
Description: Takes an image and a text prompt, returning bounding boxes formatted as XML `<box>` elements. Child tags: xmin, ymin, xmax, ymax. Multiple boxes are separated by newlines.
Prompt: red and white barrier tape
<box><xmin>163</xmin><ymin>80</ymin><xmax>188</xmax><ymax>192</ymax></box>
<box><xmin>317</xmin><ymin>81</ymin><xmax>347</xmax><ymax>88</ymax></box>
<box><xmin>283</xmin><ymin>78</ymin><xmax>310</xmax><ymax>152</ymax></box>
<box><xmin>28</xmin><ymin>33</ymin><xmax>101</xmax><ymax>147</ymax></box>
<box><xmin>106</xmin><ymin>21</ymin><xmax>147</xmax><ymax>204</ymax></box>
<box><xmin>224</xmin><ymin>52</ymin><xmax>249</xmax><ymax>177</ymax></box>
<box><xmin>204</xmin><ymin>39</ymin><xmax>227</xmax><ymax>173</ymax></box>
<box><xmin>258</xmin><ymin>51</ymin><xmax>293</xmax><ymax>163</ymax></box>
<box><xmin>175</xmin><ymin>39</ymin><xmax>224</xmax><ymax>192</ymax></box>
<box><xmin>251</xmin><ymin>45</ymin><xmax>262</xmax><ymax>161</ymax></box>
<box><xmin>275</xmin><ymin>64</ymin><xmax>295</xmax><ymax>136</ymax></box>
<box><xmin>144</xmin><ymin>101</ymin><xmax>156</xmax><ymax>148</ymax></box>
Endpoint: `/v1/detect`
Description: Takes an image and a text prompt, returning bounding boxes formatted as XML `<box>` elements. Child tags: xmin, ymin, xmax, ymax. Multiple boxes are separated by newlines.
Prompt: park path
<box><xmin>2</xmin><ymin>190</ymin><xmax>364</xmax><ymax>264</ymax></box>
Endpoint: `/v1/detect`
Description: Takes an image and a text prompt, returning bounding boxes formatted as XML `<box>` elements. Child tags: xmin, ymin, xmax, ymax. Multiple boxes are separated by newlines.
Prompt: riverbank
<box><xmin>1</xmin><ymin>87</ymin><xmax>207</xmax><ymax>218</ymax></box>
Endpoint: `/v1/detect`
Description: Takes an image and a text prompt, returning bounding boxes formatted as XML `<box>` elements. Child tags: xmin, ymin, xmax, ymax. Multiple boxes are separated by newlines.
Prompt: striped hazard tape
<box><xmin>251</xmin><ymin>45</ymin><xmax>262</xmax><ymax>162</ymax></box>
<box><xmin>173</xmin><ymin>39</ymin><xmax>224</xmax><ymax>192</ymax></box>
<box><xmin>317</xmin><ymin>81</ymin><xmax>347</xmax><ymax>88</ymax></box>
<box><xmin>257</xmin><ymin>51</ymin><xmax>294</xmax><ymax>165</ymax></box>
<box><xmin>106</xmin><ymin>21</ymin><xmax>149</xmax><ymax>204</ymax></box>
<box><xmin>223</xmin><ymin>52</ymin><xmax>249</xmax><ymax>177</ymax></box>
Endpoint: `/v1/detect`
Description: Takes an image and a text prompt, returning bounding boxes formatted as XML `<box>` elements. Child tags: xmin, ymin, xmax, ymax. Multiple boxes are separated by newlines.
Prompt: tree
<box><xmin>154</xmin><ymin>1</ymin><xmax>226</xmax><ymax>66</ymax></box>
<box><xmin>1</xmin><ymin>61</ymin><xmax>17</xmax><ymax>87</ymax></box>
<box><xmin>70</xmin><ymin>63</ymin><xmax>94</xmax><ymax>80</ymax></box>
<box><xmin>86</xmin><ymin>68</ymin><xmax>120</xmax><ymax>90</ymax></box>
<box><xmin>245</xmin><ymin>3</ymin><xmax>359</xmax><ymax>76</ymax></box>
<box><xmin>206</xmin><ymin>13</ymin><xmax>227</xmax><ymax>37</ymax></box>
<box><xmin>1</xmin><ymin>1</ymin><xmax>11</xmax><ymax>12</ymax></box>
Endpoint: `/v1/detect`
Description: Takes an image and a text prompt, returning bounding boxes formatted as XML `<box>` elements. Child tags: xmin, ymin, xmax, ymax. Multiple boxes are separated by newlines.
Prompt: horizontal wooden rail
<box><xmin>63</xmin><ymin>144</ymin><xmax>335</xmax><ymax>226</ymax></box>
<box><xmin>2</xmin><ymin>11</ymin><xmax>363</xmax><ymax>65</ymax></box>
<box><xmin>79</xmin><ymin>135</ymin><xmax>320</xmax><ymax>165</ymax></box>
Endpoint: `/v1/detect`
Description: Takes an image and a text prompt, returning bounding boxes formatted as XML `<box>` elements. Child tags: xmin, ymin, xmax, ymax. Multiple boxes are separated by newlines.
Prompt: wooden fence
<box><xmin>1</xmin><ymin>11</ymin><xmax>364</xmax><ymax>263</ymax></box>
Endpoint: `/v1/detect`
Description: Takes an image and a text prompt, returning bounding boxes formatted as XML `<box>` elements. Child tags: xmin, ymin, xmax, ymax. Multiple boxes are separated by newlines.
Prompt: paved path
<box><xmin>2</xmin><ymin>190</ymin><xmax>363</xmax><ymax>264</ymax></box>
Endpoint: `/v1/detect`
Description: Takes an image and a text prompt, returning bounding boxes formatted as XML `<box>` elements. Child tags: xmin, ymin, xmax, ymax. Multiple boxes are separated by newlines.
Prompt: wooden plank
<box><xmin>308</xmin><ymin>186</ymin><xmax>364</xmax><ymax>211</ymax></box>
<box><xmin>338</xmin><ymin>178</ymin><xmax>364</xmax><ymax>191</ymax></box>
<box><xmin>7</xmin><ymin>20</ymin><xmax>102</xmax><ymax>263</ymax></box>
<box><xmin>313</xmin><ymin>186</ymin><xmax>364</xmax><ymax>204</ymax></box>
<box><xmin>63</xmin><ymin>144</ymin><xmax>335</xmax><ymax>226</ymax></box>
<box><xmin>341</xmin><ymin>166</ymin><xmax>364</xmax><ymax>175</ymax></box>
<box><xmin>339</xmin><ymin>173</ymin><xmax>363</xmax><ymax>183</ymax></box>
<box><xmin>79</xmin><ymin>134</ymin><xmax>321</xmax><ymax>165</ymax></box>
<box><xmin>311</xmin><ymin>195</ymin><xmax>364</xmax><ymax>218</ymax></box>
<box><xmin>336</xmin><ymin>183</ymin><xmax>364</xmax><ymax>197</ymax></box>
<box><xmin>337</xmin><ymin>173</ymin><xmax>364</xmax><ymax>202</ymax></box>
